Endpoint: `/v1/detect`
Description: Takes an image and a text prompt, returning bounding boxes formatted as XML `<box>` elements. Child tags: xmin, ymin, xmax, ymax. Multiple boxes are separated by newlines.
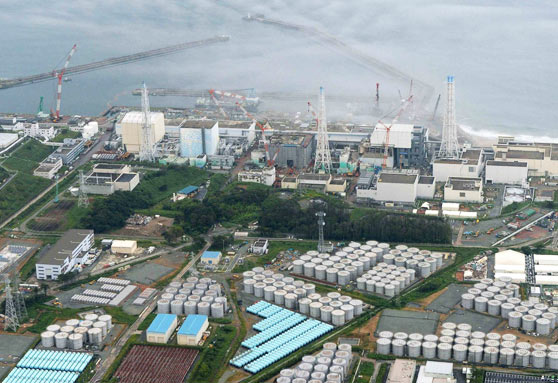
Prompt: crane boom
<box><xmin>208</xmin><ymin>89</ymin><xmax>228</xmax><ymax>119</ymax></box>
<box><xmin>379</xmin><ymin>94</ymin><xmax>413</xmax><ymax>168</ymax></box>
<box><xmin>235</xmin><ymin>102</ymin><xmax>276</xmax><ymax>166</ymax></box>
<box><xmin>54</xmin><ymin>44</ymin><xmax>77</xmax><ymax>120</ymax></box>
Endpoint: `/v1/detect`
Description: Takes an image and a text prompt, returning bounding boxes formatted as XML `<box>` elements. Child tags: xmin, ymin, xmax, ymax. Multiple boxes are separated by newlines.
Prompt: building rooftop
<box><xmin>387</xmin><ymin>359</ymin><xmax>416</xmax><ymax>383</ymax></box>
<box><xmin>147</xmin><ymin>314</ymin><xmax>177</xmax><ymax>334</ymax></box>
<box><xmin>178</xmin><ymin>314</ymin><xmax>208</xmax><ymax>336</ymax></box>
<box><xmin>370</xmin><ymin>124</ymin><xmax>414</xmax><ymax>149</ymax></box>
<box><xmin>298</xmin><ymin>173</ymin><xmax>332</xmax><ymax>182</ymax></box>
<box><xmin>486</xmin><ymin>160</ymin><xmax>528</xmax><ymax>167</ymax></box>
<box><xmin>495</xmin><ymin>150</ymin><xmax>544</xmax><ymax>160</ymax></box>
<box><xmin>93</xmin><ymin>163</ymin><xmax>128</xmax><ymax>170</ymax></box>
<box><xmin>378</xmin><ymin>173</ymin><xmax>417</xmax><ymax>184</ymax></box>
<box><xmin>115</xmin><ymin>173</ymin><xmax>137</xmax><ymax>183</ymax></box>
<box><xmin>270</xmin><ymin>134</ymin><xmax>313</xmax><ymax>148</ymax></box>
<box><xmin>38</xmin><ymin>230</ymin><xmax>93</xmax><ymax>266</ymax></box>
<box><xmin>178</xmin><ymin>186</ymin><xmax>198</xmax><ymax>195</ymax></box>
<box><xmin>179</xmin><ymin>120</ymin><xmax>217</xmax><ymax>129</ymax></box>
<box><xmin>201</xmin><ymin>251</ymin><xmax>221</xmax><ymax>259</ymax></box>
<box><xmin>424</xmin><ymin>361</ymin><xmax>453</xmax><ymax>376</ymax></box>
<box><xmin>461</xmin><ymin>148</ymin><xmax>482</xmax><ymax>160</ymax></box>
<box><xmin>418</xmin><ymin>176</ymin><xmax>435</xmax><ymax>184</ymax></box>
<box><xmin>330</xmin><ymin>178</ymin><xmax>346</xmax><ymax>185</ymax></box>
<box><xmin>446</xmin><ymin>177</ymin><xmax>481</xmax><ymax>191</ymax></box>
<box><xmin>122</xmin><ymin>111</ymin><xmax>164</xmax><ymax>125</ymax></box>
<box><xmin>282</xmin><ymin>177</ymin><xmax>297</xmax><ymax>183</ymax></box>
<box><xmin>253</xmin><ymin>239</ymin><xmax>268</xmax><ymax>248</ymax></box>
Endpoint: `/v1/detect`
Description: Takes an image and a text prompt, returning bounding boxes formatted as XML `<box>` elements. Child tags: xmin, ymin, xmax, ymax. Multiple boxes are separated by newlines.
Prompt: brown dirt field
<box><xmin>225</xmin><ymin>369</ymin><xmax>250</xmax><ymax>383</ymax></box>
<box><xmin>151</xmin><ymin>253</ymin><xmax>185</xmax><ymax>269</ymax></box>
<box><xmin>414</xmin><ymin>287</ymin><xmax>449</xmax><ymax>308</ymax></box>
<box><xmin>491</xmin><ymin>321</ymin><xmax>558</xmax><ymax>345</ymax></box>
<box><xmin>113</xmin><ymin>217</ymin><xmax>174</xmax><ymax>238</ymax></box>
<box><xmin>352</xmin><ymin>310</ymin><xmax>383</xmax><ymax>350</ymax></box>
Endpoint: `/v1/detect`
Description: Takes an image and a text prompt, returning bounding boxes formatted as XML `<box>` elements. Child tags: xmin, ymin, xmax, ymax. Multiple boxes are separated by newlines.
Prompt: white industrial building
<box><xmin>35</xmin><ymin>230</ymin><xmax>94</xmax><ymax>280</ymax></box>
<box><xmin>177</xmin><ymin>314</ymin><xmax>208</xmax><ymax>346</ymax></box>
<box><xmin>33</xmin><ymin>157</ymin><xmax>63</xmax><ymax>179</ymax></box>
<box><xmin>82</xmin><ymin>164</ymin><xmax>140</xmax><ymax>195</ymax></box>
<box><xmin>444</xmin><ymin>177</ymin><xmax>483</xmax><ymax>203</ymax></box>
<box><xmin>238</xmin><ymin>167</ymin><xmax>276</xmax><ymax>186</ymax></box>
<box><xmin>493</xmin><ymin>136</ymin><xmax>558</xmax><ymax>176</ymax></box>
<box><xmin>386</xmin><ymin>359</ymin><xmax>416</xmax><ymax>383</ymax></box>
<box><xmin>146</xmin><ymin>314</ymin><xmax>178</xmax><ymax>344</ymax></box>
<box><xmin>495</xmin><ymin>249</ymin><xmax>558</xmax><ymax>285</ymax></box>
<box><xmin>356</xmin><ymin>171</ymin><xmax>419</xmax><ymax>204</ymax></box>
<box><xmin>485</xmin><ymin>160</ymin><xmax>528</xmax><ymax>185</ymax></box>
<box><xmin>433</xmin><ymin>148</ymin><xmax>484</xmax><ymax>183</ymax></box>
<box><xmin>24</xmin><ymin>123</ymin><xmax>57</xmax><ymax>140</ymax></box>
<box><xmin>70</xmin><ymin>121</ymin><xmax>99</xmax><ymax>140</ymax></box>
<box><xmin>250</xmin><ymin>239</ymin><xmax>269</xmax><ymax>255</ymax></box>
<box><xmin>111</xmin><ymin>240</ymin><xmax>137</xmax><ymax>255</ymax></box>
<box><xmin>0</xmin><ymin>133</ymin><xmax>19</xmax><ymax>148</ymax></box>
<box><xmin>416</xmin><ymin>361</ymin><xmax>455</xmax><ymax>383</ymax></box>
<box><xmin>121</xmin><ymin>111</ymin><xmax>165</xmax><ymax>154</ymax></box>
<box><xmin>417</xmin><ymin>176</ymin><xmax>436</xmax><ymax>200</ymax></box>
<box><xmin>179</xmin><ymin>120</ymin><xmax>219</xmax><ymax>158</ymax></box>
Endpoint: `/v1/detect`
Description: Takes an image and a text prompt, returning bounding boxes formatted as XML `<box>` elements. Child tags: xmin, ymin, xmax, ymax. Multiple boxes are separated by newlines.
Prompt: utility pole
<box><xmin>437</xmin><ymin>76</ymin><xmax>460</xmax><ymax>158</ymax></box>
<box><xmin>316</xmin><ymin>211</ymin><xmax>326</xmax><ymax>253</ymax></box>
<box><xmin>3</xmin><ymin>275</ymin><xmax>19</xmax><ymax>332</ymax></box>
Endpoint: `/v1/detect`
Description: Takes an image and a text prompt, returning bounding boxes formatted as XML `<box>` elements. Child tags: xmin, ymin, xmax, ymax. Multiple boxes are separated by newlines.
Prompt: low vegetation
<box><xmin>375</xmin><ymin>363</ymin><xmax>388</xmax><ymax>383</ymax></box>
<box><xmin>0</xmin><ymin>173</ymin><xmax>51</xmax><ymax>223</ymax></box>
<box><xmin>356</xmin><ymin>360</ymin><xmax>375</xmax><ymax>383</ymax></box>
<box><xmin>52</xmin><ymin>129</ymin><xmax>81</xmax><ymax>142</ymax></box>
<box><xmin>189</xmin><ymin>325</ymin><xmax>237</xmax><ymax>383</ymax></box>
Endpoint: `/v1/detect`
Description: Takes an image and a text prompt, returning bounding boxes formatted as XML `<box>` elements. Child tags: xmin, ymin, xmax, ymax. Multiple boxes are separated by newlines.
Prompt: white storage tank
<box><xmin>332</xmin><ymin>310</ymin><xmax>346</xmax><ymax>326</ymax></box>
<box><xmin>532</xmin><ymin>350</ymin><xmax>547</xmax><ymax>368</ymax></box>
<box><xmin>487</xmin><ymin>300</ymin><xmax>501</xmax><ymax>316</ymax></box>
<box><xmin>356</xmin><ymin>277</ymin><xmax>366</xmax><ymax>290</ymax></box>
<box><xmin>420</xmin><ymin>341</ymin><xmax>435</xmax><ymax>359</ymax></box>
<box><xmin>390</xmin><ymin>339</ymin><xmax>405</xmax><ymax>356</ymax></box>
<box><xmin>41</xmin><ymin>331</ymin><xmax>55</xmax><ymax>347</ymax></box>
<box><xmin>87</xmin><ymin>327</ymin><xmax>103</xmax><ymax>345</ymax></box>
<box><xmin>310</xmin><ymin>302</ymin><xmax>323</xmax><ymax>318</ymax></box>
<box><xmin>474</xmin><ymin>296</ymin><xmax>488</xmax><ymax>312</ymax></box>
<box><xmin>320</xmin><ymin>306</ymin><xmax>334</xmax><ymax>322</ymax></box>
<box><xmin>340</xmin><ymin>305</ymin><xmax>354</xmax><ymax>322</ymax></box>
<box><xmin>55</xmin><ymin>332</ymin><xmax>68</xmax><ymax>349</ymax></box>
<box><xmin>60</xmin><ymin>326</ymin><xmax>74</xmax><ymax>334</ymax></box>
<box><xmin>184</xmin><ymin>301</ymin><xmax>197</xmax><ymax>315</ymax></box>
<box><xmin>515</xmin><ymin>349</ymin><xmax>530</xmax><ymax>367</ymax></box>
<box><xmin>292</xmin><ymin>260</ymin><xmax>305</xmax><ymax>274</ymax></box>
<box><xmin>461</xmin><ymin>294</ymin><xmax>475</xmax><ymax>309</ymax></box>
<box><xmin>68</xmin><ymin>333</ymin><xmax>83</xmax><ymax>350</ymax></box>
<box><xmin>468</xmin><ymin>345</ymin><xmax>483</xmax><ymax>363</ymax></box>
<box><xmin>543</xmin><ymin>312</ymin><xmax>557</xmax><ymax>328</ymax></box>
<box><xmin>304</xmin><ymin>262</ymin><xmax>316</xmax><ymax>278</ymax></box>
<box><xmin>315</xmin><ymin>265</ymin><xmax>327</xmax><ymax>280</ymax></box>
<box><xmin>46</xmin><ymin>324</ymin><xmax>61</xmax><ymax>333</ymax></box>
<box><xmin>384</xmin><ymin>284</ymin><xmax>395</xmax><ymax>297</ymax></box>
<box><xmin>536</xmin><ymin>318</ymin><xmax>551</xmax><ymax>335</ymax></box>
<box><xmin>337</xmin><ymin>271</ymin><xmax>350</xmax><ymax>285</ymax></box>
<box><xmin>499</xmin><ymin>348</ymin><xmax>514</xmax><ymax>365</ymax></box>
<box><xmin>211</xmin><ymin>303</ymin><xmax>224</xmax><ymax>318</ymax></box>
<box><xmin>376</xmin><ymin>338</ymin><xmax>391</xmax><ymax>355</ymax></box>
<box><xmin>264</xmin><ymin>286</ymin><xmax>276</xmax><ymax>301</ymax></box>
<box><xmin>65</xmin><ymin>319</ymin><xmax>80</xmax><ymax>327</ymax></box>
<box><xmin>253</xmin><ymin>282</ymin><xmax>266</xmax><ymax>298</ymax></box>
<box><xmin>500</xmin><ymin>302</ymin><xmax>515</xmax><ymax>319</ymax></box>
<box><xmin>405</xmin><ymin>340</ymin><xmax>420</xmax><ymax>357</ymax></box>
<box><xmin>453</xmin><ymin>344</ymin><xmax>467</xmax><ymax>362</ymax></box>
<box><xmin>483</xmin><ymin>346</ymin><xmax>499</xmax><ymax>364</ymax></box>
<box><xmin>274</xmin><ymin>290</ymin><xmax>287</xmax><ymax>306</ymax></box>
<box><xmin>326</xmin><ymin>268</ymin><xmax>338</xmax><ymax>283</ymax></box>
<box><xmin>437</xmin><ymin>343</ymin><xmax>452</xmax><ymax>360</ymax></box>
<box><xmin>522</xmin><ymin>315</ymin><xmax>536</xmax><ymax>332</ymax></box>
<box><xmin>548</xmin><ymin>352</ymin><xmax>558</xmax><ymax>370</ymax></box>
<box><xmin>508</xmin><ymin>311</ymin><xmax>522</xmax><ymax>328</ymax></box>
<box><xmin>171</xmin><ymin>300</ymin><xmax>183</xmax><ymax>315</ymax></box>
<box><xmin>93</xmin><ymin>321</ymin><xmax>107</xmax><ymax>337</ymax></box>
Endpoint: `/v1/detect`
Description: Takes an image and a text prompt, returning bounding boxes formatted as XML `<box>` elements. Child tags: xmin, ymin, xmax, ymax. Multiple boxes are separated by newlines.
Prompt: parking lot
<box><xmin>485</xmin><ymin>371</ymin><xmax>558</xmax><ymax>383</ymax></box>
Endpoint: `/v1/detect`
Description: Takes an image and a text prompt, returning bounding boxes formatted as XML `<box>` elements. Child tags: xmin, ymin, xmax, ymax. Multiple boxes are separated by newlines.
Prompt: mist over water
<box><xmin>0</xmin><ymin>0</ymin><xmax>557</xmax><ymax>140</ymax></box>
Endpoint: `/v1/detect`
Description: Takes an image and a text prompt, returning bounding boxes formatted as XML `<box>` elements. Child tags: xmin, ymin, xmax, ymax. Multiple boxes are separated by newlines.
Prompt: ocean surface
<box><xmin>0</xmin><ymin>0</ymin><xmax>557</xmax><ymax>141</ymax></box>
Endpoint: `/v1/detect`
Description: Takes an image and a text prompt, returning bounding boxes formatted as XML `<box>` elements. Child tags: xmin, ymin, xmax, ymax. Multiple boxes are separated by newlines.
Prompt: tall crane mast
<box><xmin>208</xmin><ymin>89</ymin><xmax>229</xmax><ymax>119</ymax></box>
<box><xmin>379</xmin><ymin>94</ymin><xmax>413</xmax><ymax>168</ymax></box>
<box><xmin>52</xmin><ymin>44</ymin><xmax>77</xmax><ymax>121</ymax></box>
<box><xmin>235</xmin><ymin>102</ymin><xmax>278</xmax><ymax>167</ymax></box>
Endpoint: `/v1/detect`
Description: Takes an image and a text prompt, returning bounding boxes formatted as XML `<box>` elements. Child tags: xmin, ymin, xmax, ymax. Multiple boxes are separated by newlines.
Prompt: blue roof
<box><xmin>147</xmin><ymin>313</ymin><xmax>177</xmax><ymax>334</ymax></box>
<box><xmin>178</xmin><ymin>314</ymin><xmax>208</xmax><ymax>336</ymax></box>
<box><xmin>202</xmin><ymin>251</ymin><xmax>221</xmax><ymax>259</ymax></box>
<box><xmin>178</xmin><ymin>185</ymin><xmax>198</xmax><ymax>195</ymax></box>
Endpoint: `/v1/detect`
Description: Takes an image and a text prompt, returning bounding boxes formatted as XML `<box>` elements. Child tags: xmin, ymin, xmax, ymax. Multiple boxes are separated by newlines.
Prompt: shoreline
<box><xmin>457</xmin><ymin>125</ymin><xmax>498</xmax><ymax>148</ymax></box>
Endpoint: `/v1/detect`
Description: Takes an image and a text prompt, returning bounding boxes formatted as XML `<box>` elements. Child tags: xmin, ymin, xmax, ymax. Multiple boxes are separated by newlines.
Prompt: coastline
<box><xmin>457</xmin><ymin>125</ymin><xmax>498</xmax><ymax>148</ymax></box>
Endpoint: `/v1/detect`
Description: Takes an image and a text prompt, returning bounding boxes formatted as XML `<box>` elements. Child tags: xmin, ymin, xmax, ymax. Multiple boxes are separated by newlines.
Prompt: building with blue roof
<box><xmin>146</xmin><ymin>313</ymin><xmax>177</xmax><ymax>343</ymax></box>
<box><xmin>200</xmin><ymin>250</ymin><xmax>222</xmax><ymax>265</ymax></box>
<box><xmin>177</xmin><ymin>314</ymin><xmax>209</xmax><ymax>345</ymax></box>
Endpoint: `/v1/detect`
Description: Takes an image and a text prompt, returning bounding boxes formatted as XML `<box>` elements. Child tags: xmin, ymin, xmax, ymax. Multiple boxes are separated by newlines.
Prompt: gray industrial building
<box><xmin>268</xmin><ymin>133</ymin><xmax>314</xmax><ymax>169</ymax></box>
<box><xmin>50</xmin><ymin>138</ymin><xmax>85</xmax><ymax>165</ymax></box>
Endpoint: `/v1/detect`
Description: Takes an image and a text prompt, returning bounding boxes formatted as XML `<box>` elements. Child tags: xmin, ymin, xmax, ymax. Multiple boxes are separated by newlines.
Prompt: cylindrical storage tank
<box><xmin>310</xmin><ymin>302</ymin><xmax>323</xmax><ymax>319</ymax></box>
<box><xmin>55</xmin><ymin>332</ymin><xmax>68</xmax><ymax>349</ymax></box>
<box><xmin>315</xmin><ymin>265</ymin><xmax>327</xmax><ymax>280</ymax></box>
<box><xmin>529</xmin><ymin>309</ymin><xmax>543</xmax><ymax>318</ymax></box>
<box><xmin>87</xmin><ymin>327</ymin><xmax>103</xmax><ymax>345</ymax></box>
<box><xmin>453</xmin><ymin>344</ymin><xmax>467</xmax><ymax>362</ymax></box>
<box><xmin>508</xmin><ymin>311</ymin><xmax>523</xmax><ymax>328</ymax></box>
<box><xmin>483</xmin><ymin>347</ymin><xmax>499</xmax><ymax>364</ymax></box>
<box><xmin>197</xmin><ymin>302</ymin><xmax>210</xmax><ymax>316</ymax></box>
<box><xmin>499</xmin><ymin>348</ymin><xmax>515</xmax><ymax>366</ymax></box>
<box><xmin>470</xmin><ymin>338</ymin><xmax>485</xmax><ymax>347</ymax></box>
<box><xmin>456</xmin><ymin>330</ymin><xmax>471</xmax><ymax>339</ymax></box>
<box><xmin>345</xmin><ymin>266</ymin><xmax>357</xmax><ymax>281</ymax></box>
<box><xmin>419</xmin><ymin>341</ymin><xmax>435</xmax><ymax>359</ymax></box>
<box><xmin>376</xmin><ymin>338</ymin><xmax>391</xmax><ymax>355</ymax></box>
<box><xmin>93</xmin><ymin>321</ymin><xmax>107</xmax><ymax>337</ymax></box>
<box><xmin>308</xmin><ymin>293</ymin><xmax>321</xmax><ymax>302</ymax></box>
<box><xmin>474</xmin><ymin>296</ymin><xmax>488</xmax><ymax>312</ymax></box>
<box><xmin>534</xmin><ymin>303</ymin><xmax>548</xmax><ymax>312</ymax></box>
<box><xmin>487</xmin><ymin>285</ymin><xmax>501</xmax><ymax>294</ymax></box>
<box><xmin>349</xmin><ymin>299</ymin><xmax>363</xmax><ymax>316</ymax></box>
<box><xmin>383</xmin><ymin>254</ymin><xmax>395</xmax><ymax>265</ymax></box>
<box><xmin>170</xmin><ymin>300</ymin><xmax>183</xmax><ymax>315</ymax></box>
<box><xmin>425</xmin><ymin>257</ymin><xmax>437</xmax><ymax>273</ymax></box>
<box><xmin>468</xmin><ymin>345</ymin><xmax>483</xmax><ymax>363</ymax></box>
<box><xmin>514</xmin><ymin>349</ymin><xmax>530</xmax><ymax>367</ymax></box>
<box><xmin>47</xmin><ymin>324</ymin><xmax>61</xmax><ymax>333</ymax></box>
<box><xmin>532</xmin><ymin>350</ymin><xmax>547</xmax><ymax>368</ymax></box>
<box><xmin>439</xmin><ymin>336</ymin><xmax>453</xmax><ymax>345</ymax></box>
<box><xmin>211</xmin><ymin>303</ymin><xmax>224</xmax><ymax>318</ymax></box>
<box><xmin>298</xmin><ymin>298</ymin><xmax>311</xmax><ymax>315</ymax></box>
<box><xmin>85</xmin><ymin>313</ymin><xmax>99</xmax><ymax>322</ymax></box>
<box><xmin>432</xmin><ymin>253</ymin><xmax>443</xmax><ymax>268</ymax></box>
<box><xmin>262</xmin><ymin>278</ymin><xmax>275</xmax><ymax>287</ymax></box>
<box><xmin>471</xmin><ymin>331</ymin><xmax>485</xmax><ymax>340</ymax></box>
<box><xmin>501</xmin><ymin>340</ymin><xmax>516</xmax><ymax>349</ymax></box>
<box><xmin>284</xmin><ymin>293</ymin><xmax>297</xmax><ymax>309</ymax></box>
<box><xmin>165</xmin><ymin>287</ymin><xmax>178</xmax><ymax>296</ymax></box>
<box><xmin>394</xmin><ymin>257</ymin><xmax>406</xmax><ymax>268</ymax></box>
<box><xmin>423</xmin><ymin>334</ymin><xmax>438</xmax><ymax>343</ymax></box>
<box><xmin>60</xmin><ymin>325</ymin><xmax>74</xmax><ymax>334</ymax></box>
<box><xmin>337</xmin><ymin>271</ymin><xmax>350</xmax><ymax>285</ymax></box>
<box><xmin>68</xmin><ymin>333</ymin><xmax>83</xmax><ymax>350</ymax></box>
<box><xmin>359</xmin><ymin>257</ymin><xmax>371</xmax><ymax>271</ymax></box>
<box><xmin>292</xmin><ymin>260</ymin><xmax>305</xmax><ymax>274</ymax></box>
<box><xmin>41</xmin><ymin>331</ymin><xmax>55</xmax><ymax>347</ymax></box>
<box><xmin>304</xmin><ymin>262</ymin><xmax>316</xmax><ymax>277</ymax></box>
<box><xmin>274</xmin><ymin>290</ymin><xmax>287</xmax><ymax>306</ymax></box>
<box><xmin>442</xmin><ymin>322</ymin><xmax>457</xmax><ymax>330</ymax></box>
<box><xmin>253</xmin><ymin>282</ymin><xmax>265</xmax><ymax>298</ymax></box>
<box><xmin>352</xmin><ymin>261</ymin><xmax>364</xmax><ymax>276</ymax></box>
<box><xmin>242</xmin><ymin>271</ymin><xmax>255</xmax><ymax>279</ymax></box>
<box><xmin>548</xmin><ymin>352</ymin><xmax>558</xmax><ymax>370</ymax></box>
<box><xmin>437</xmin><ymin>343</ymin><xmax>452</xmax><ymax>360</ymax></box>
<box><xmin>522</xmin><ymin>315</ymin><xmax>536</xmax><ymax>332</ymax></box>
<box><xmin>487</xmin><ymin>300</ymin><xmax>501</xmax><ymax>316</ymax></box>
<box><xmin>332</xmin><ymin>310</ymin><xmax>346</xmax><ymax>326</ymax></box>
<box><xmin>441</xmin><ymin>329</ymin><xmax>455</xmax><ymax>338</ymax></box>
<box><xmin>485</xmin><ymin>340</ymin><xmax>499</xmax><ymax>348</ymax></box>
<box><xmin>341</xmin><ymin>305</ymin><xmax>354</xmax><ymax>322</ymax></box>
<box><xmin>375</xmin><ymin>282</ymin><xmax>385</xmax><ymax>295</ymax></box>
<box><xmin>543</xmin><ymin>312</ymin><xmax>557</xmax><ymax>328</ymax></box>
<box><xmin>161</xmin><ymin>293</ymin><xmax>174</xmax><ymax>301</ymax></box>
<box><xmin>174</xmin><ymin>294</ymin><xmax>188</xmax><ymax>302</ymax></box>
<box><xmin>65</xmin><ymin>319</ymin><xmax>80</xmax><ymax>327</ymax></box>
<box><xmin>356</xmin><ymin>277</ymin><xmax>366</xmax><ymax>290</ymax></box>
<box><xmin>276</xmin><ymin>378</ymin><xmax>291</xmax><ymax>383</ymax></box>
<box><xmin>384</xmin><ymin>284</ymin><xmax>395</xmax><ymax>297</ymax></box>
<box><xmin>184</xmin><ymin>301</ymin><xmax>197</xmax><ymax>315</ymax></box>
<box><xmin>461</xmin><ymin>294</ymin><xmax>475</xmax><ymax>309</ymax></box>
<box><xmin>500</xmin><ymin>302</ymin><xmax>515</xmax><ymax>319</ymax></box>
<box><xmin>480</xmin><ymin>291</ymin><xmax>494</xmax><ymax>299</ymax></box>
<box><xmin>405</xmin><ymin>259</ymin><xmax>419</xmax><ymax>271</ymax></box>
<box><xmin>378</xmin><ymin>331</ymin><xmax>394</xmax><ymax>339</ymax></box>
<box><xmin>536</xmin><ymin>318</ymin><xmax>551</xmax><ymax>335</ymax></box>
<box><xmin>326</xmin><ymin>268</ymin><xmax>338</xmax><ymax>283</ymax></box>
<box><xmin>264</xmin><ymin>286</ymin><xmax>276</xmax><ymax>301</ymax></box>
<box><xmin>467</xmin><ymin>288</ymin><xmax>481</xmax><ymax>296</ymax></box>
<box><xmin>243</xmin><ymin>279</ymin><xmax>256</xmax><ymax>294</ymax></box>
<box><xmin>320</xmin><ymin>306</ymin><xmax>333</xmax><ymax>323</ymax></box>
<box><xmin>391</xmin><ymin>339</ymin><xmax>405</xmax><ymax>357</ymax></box>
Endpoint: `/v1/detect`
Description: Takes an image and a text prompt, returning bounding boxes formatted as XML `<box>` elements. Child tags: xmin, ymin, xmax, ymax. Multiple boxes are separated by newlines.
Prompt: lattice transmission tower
<box><xmin>3</xmin><ymin>275</ymin><xmax>19</xmax><ymax>332</ymax></box>
<box><xmin>78</xmin><ymin>170</ymin><xmax>89</xmax><ymax>208</ymax></box>
<box><xmin>314</xmin><ymin>87</ymin><xmax>332</xmax><ymax>173</ymax></box>
<box><xmin>139</xmin><ymin>82</ymin><xmax>156</xmax><ymax>162</ymax></box>
<box><xmin>437</xmin><ymin>75</ymin><xmax>460</xmax><ymax>159</ymax></box>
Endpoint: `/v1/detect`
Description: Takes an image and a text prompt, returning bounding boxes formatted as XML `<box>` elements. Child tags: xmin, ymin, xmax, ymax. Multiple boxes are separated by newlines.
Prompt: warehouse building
<box><xmin>387</xmin><ymin>359</ymin><xmax>416</xmax><ymax>383</ymax></box>
<box><xmin>50</xmin><ymin>138</ymin><xmax>85</xmax><ymax>164</ymax></box>
<box><xmin>177</xmin><ymin>314</ymin><xmax>209</xmax><ymax>346</ymax></box>
<box><xmin>250</xmin><ymin>239</ymin><xmax>269</xmax><ymax>255</ymax></box>
<box><xmin>493</xmin><ymin>136</ymin><xmax>558</xmax><ymax>176</ymax></box>
<box><xmin>417</xmin><ymin>176</ymin><xmax>436</xmax><ymax>199</ymax></box>
<box><xmin>0</xmin><ymin>133</ymin><xmax>19</xmax><ymax>148</ymax></box>
<box><xmin>268</xmin><ymin>134</ymin><xmax>314</xmax><ymax>169</ymax></box>
<box><xmin>444</xmin><ymin>177</ymin><xmax>483</xmax><ymax>203</ymax></box>
<box><xmin>35</xmin><ymin>230</ymin><xmax>94</xmax><ymax>280</ymax></box>
<box><xmin>146</xmin><ymin>313</ymin><xmax>178</xmax><ymax>344</ymax></box>
<box><xmin>23</xmin><ymin>123</ymin><xmax>57</xmax><ymax>140</ymax></box>
<box><xmin>33</xmin><ymin>157</ymin><xmax>63</xmax><ymax>179</ymax></box>
<box><xmin>111</xmin><ymin>240</ymin><xmax>137</xmax><ymax>255</ymax></box>
<box><xmin>82</xmin><ymin>171</ymin><xmax>140</xmax><ymax>195</ymax></box>
<box><xmin>200</xmin><ymin>251</ymin><xmax>222</xmax><ymax>265</ymax></box>
<box><xmin>433</xmin><ymin>148</ymin><xmax>485</xmax><ymax>183</ymax></box>
<box><xmin>416</xmin><ymin>361</ymin><xmax>455</xmax><ymax>383</ymax></box>
<box><xmin>238</xmin><ymin>167</ymin><xmax>276</xmax><ymax>186</ymax></box>
<box><xmin>495</xmin><ymin>249</ymin><xmax>558</xmax><ymax>285</ymax></box>
<box><xmin>485</xmin><ymin>160</ymin><xmax>528</xmax><ymax>185</ymax></box>
<box><xmin>179</xmin><ymin>120</ymin><xmax>219</xmax><ymax>158</ymax></box>
<box><xmin>121</xmin><ymin>111</ymin><xmax>165</xmax><ymax>154</ymax></box>
<box><xmin>356</xmin><ymin>171</ymin><xmax>419</xmax><ymax>204</ymax></box>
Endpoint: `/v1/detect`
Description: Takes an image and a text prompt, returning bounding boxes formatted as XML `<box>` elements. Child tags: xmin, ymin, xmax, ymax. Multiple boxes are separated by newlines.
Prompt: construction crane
<box><xmin>208</xmin><ymin>89</ymin><xmax>229</xmax><ymax>119</ymax></box>
<box><xmin>51</xmin><ymin>44</ymin><xmax>77</xmax><ymax>122</ymax></box>
<box><xmin>235</xmin><ymin>102</ymin><xmax>278</xmax><ymax>166</ymax></box>
<box><xmin>378</xmin><ymin>94</ymin><xmax>414</xmax><ymax>168</ymax></box>
<box><xmin>0</xmin><ymin>36</ymin><xmax>229</xmax><ymax>90</ymax></box>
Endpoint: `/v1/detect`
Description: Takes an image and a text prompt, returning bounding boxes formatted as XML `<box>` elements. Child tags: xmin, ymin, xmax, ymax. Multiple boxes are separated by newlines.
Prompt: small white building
<box><xmin>416</xmin><ymin>361</ymin><xmax>455</xmax><ymax>383</ymax></box>
<box><xmin>417</xmin><ymin>176</ymin><xmax>436</xmax><ymax>200</ymax></box>
<box><xmin>495</xmin><ymin>249</ymin><xmax>558</xmax><ymax>285</ymax></box>
<box><xmin>238</xmin><ymin>167</ymin><xmax>276</xmax><ymax>186</ymax></box>
<box><xmin>444</xmin><ymin>177</ymin><xmax>483</xmax><ymax>203</ymax></box>
<box><xmin>251</xmin><ymin>239</ymin><xmax>269</xmax><ymax>255</ymax></box>
<box><xmin>433</xmin><ymin>148</ymin><xmax>484</xmax><ymax>183</ymax></box>
<box><xmin>24</xmin><ymin>123</ymin><xmax>57</xmax><ymax>140</ymax></box>
<box><xmin>146</xmin><ymin>314</ymin><xmax>178</xmax><ymax>344</ymax></box>
<box><xmin>111</xmin><ymin>240</ymin><xmax>137</xmax><ymax>255</ymax></box>
<box><xmin>485</xmin><ymin>160</ymin><xmax>528</xmax><ymax>185</ymax></box>
<box><xmin>357</xmin><ymin>171</ymin><xmax>418</xmax><ymax>204</ymax></box>
<box><xmin>200</xmin><ymin>251</ymin><xmax>222</xmax><ymax>265</ymax></box>
<box><xmin>33</xmin><ymin>157</ymin><xmax>63</xmax><ymax>179</ymax></box>
<box><xmin>177</xmin><ymin>314</ymin><xmax>209</xmax><ymax>346</ymax></box>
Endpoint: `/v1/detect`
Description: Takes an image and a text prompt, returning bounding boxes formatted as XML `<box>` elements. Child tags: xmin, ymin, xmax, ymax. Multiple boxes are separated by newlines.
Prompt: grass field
<box><xmin>0</xmin><ymin>173</ymin><xmax>51</xmax><ymax>223</ymax></box>
<box><xmin>52</xmin><ymin>129</ymin><xmax>81</xmax><ymax>143</ymax></box>
<box><xmin>4</xmin><ymin>139</ymin><xmax>56</xmax><ymax>167</ymax></box>
<box><xmin>189</xmin><ymin>325</ymin><xmax>236</xmax><ymax>383</ymax></box>
<box><xmin>234</xmin><ymin>240</ymin><xmax>317</xmax><ymax>272</ymax></box>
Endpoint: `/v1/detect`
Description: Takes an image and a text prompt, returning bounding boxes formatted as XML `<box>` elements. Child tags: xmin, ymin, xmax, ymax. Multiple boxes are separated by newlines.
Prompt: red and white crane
<box><xmin>235</xmin><ymin>102</ymin><xmax>278</xmax><ymax>167</ymax></box>
<box><xmin>208</xmin><ymin>89</ymin><xmax>229</xmax><ymax>119</ymax></box>
<box><xmin>378</xmin><ymin>94</ymin><xmax>413</xmax><ymax>168</ymax></box>
<box><xmin>51</xmin><ymin>44</ymin><xmax>77</xmax><ymax>121</ymax></box>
